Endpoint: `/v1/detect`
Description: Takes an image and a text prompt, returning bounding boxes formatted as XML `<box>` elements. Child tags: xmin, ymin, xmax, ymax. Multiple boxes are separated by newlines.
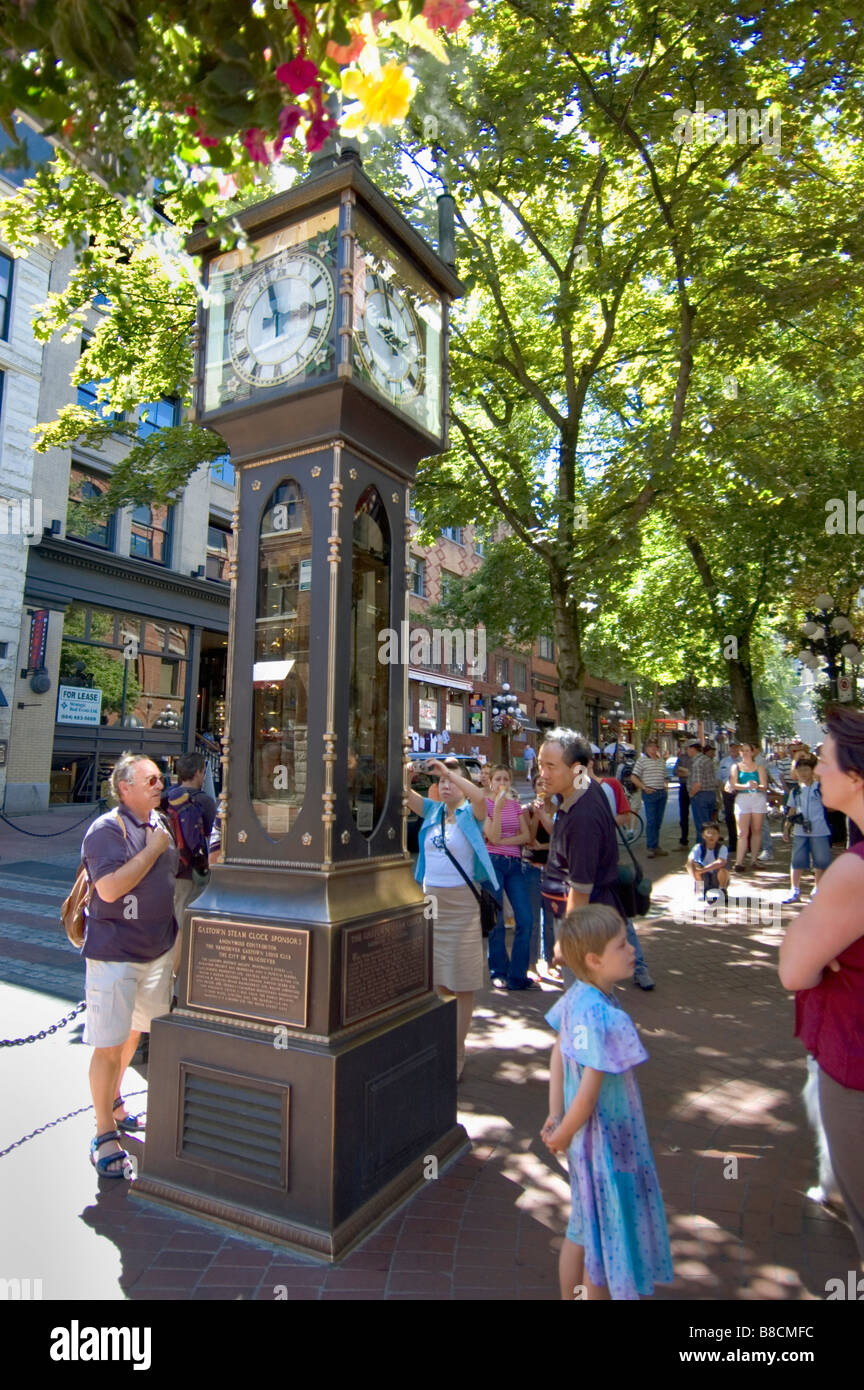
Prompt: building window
<box><xmin>441</xmin><ymin>526</ymin><xmax>463</xmax><ymax>544</ymax></box>
<box><xmin>445</xmin><ymin>698</ymin><xmax>465</xmax><ymax>734</ymax></box>
<box><xmin>130</xmin><ymin>502</ymin><xmax>172</xmax><ymax>565</ymax></box>
<box><xmin>418</xmin><ymin>684</ymin><xmax>438</xmax><ymax>730</ymax></box>
<box><xmin>210</xmin><ymin>453</ymin><xmax>235</xmax><ymax>486</ymax></box>
<box><xmin>206</xmin><ymin>522</ymin><xmax>231</xmax><ymax>581</ymax></box>
<box><xmin>512</xmin><ymin>659</ymin><xmax>527</xmax><ymax>691</ymax></box>
<box><xmin>0</xmin><ymin>252</ymin><xmax>12</xmax><ymax>340</ymax></box>
<box><xmin>409</xmin><ymin>555</ymin><xmax>426</xmax><ymax>597</ymax></box>
<box><xmin>76</xmin><ymin>340</ymin><xmax>124</xmax><ymax>422</ymax></box>
<box><xmin>538</xmin><ymin>634</ymin><xmax>555</xmax><ymax>661</ymax></box>
<box><xmin>473</xmin><ymin>528</ymin><xmax>485</xmax><ymax>556</ymax></box>
<box><xmin>137</xmin><ymin>396</ymin><xmax>181</xmax><ymax>437</ymax></box>
<box><xmin>67</xmin><ymin>466</ymin><xmax>114</xmax><ymax>549</ymax></box>
<box><xmin>58</xmin><ymin>601</ymin><xmax>189</xmax><ymax>734</ymax></box>
<box><xmin>440</xmin><ymin>570</ymin><xmax>461</xmax><ymax>605</ymax></box>
<box><xmin>495</xmin><ymin>656</ymin><xmax>509</xmax><ymax>685</ymax></box>
<box><xmin>409</xmin><ymin>504</ymin><xmax>423</xmax><ymax>522</ymax></box>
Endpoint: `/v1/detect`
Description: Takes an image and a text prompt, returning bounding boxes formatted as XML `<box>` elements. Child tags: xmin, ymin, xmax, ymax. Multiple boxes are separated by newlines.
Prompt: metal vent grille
<box><xmin>180</xmin><ymin>1068</ymin><xmax>287</xmax><ymax>1190</ymax></box>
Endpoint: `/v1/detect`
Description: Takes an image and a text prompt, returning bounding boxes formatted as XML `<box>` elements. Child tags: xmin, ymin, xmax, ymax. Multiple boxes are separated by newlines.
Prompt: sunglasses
<box><xmin>138</xmin><ymin>774</ymin><xmax>164</xmax><ymax>787</ymax></box>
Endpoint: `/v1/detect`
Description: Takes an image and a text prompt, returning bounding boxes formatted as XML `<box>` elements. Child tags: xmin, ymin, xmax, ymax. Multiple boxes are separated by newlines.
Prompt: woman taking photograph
<box><xmin>406</xmin><ymin>756</ymin><xmax>499</xmax><ymax>1082</ymax></box>
<box><xmin>729</xmin><ymin>741</ymin><xmax>768</xmax><ymax>870</ymax></box>
<box><xmin>779</xmin><ymin>707</ymin><xmax>864</xmax><ymax>1261</ymax></box>
<box><xmin>525</xmin><ymin>770</ymin><xmax>558</xmax><ymax>979</ymax></box>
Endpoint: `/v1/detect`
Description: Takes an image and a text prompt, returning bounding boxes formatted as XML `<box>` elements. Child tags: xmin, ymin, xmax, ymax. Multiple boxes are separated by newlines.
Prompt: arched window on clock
<box><xmin>251</xmin><ymin>480</ymin><xmax>312</xmax><ymax>837</ymax></box>
<box><xmin>349</xmin><ymin>486</ymin><xmax>391</xmax><ymax>837</ymax></box>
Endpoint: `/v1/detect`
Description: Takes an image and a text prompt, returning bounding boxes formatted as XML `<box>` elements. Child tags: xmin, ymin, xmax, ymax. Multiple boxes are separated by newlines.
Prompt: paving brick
<box><xmin>387</xmin><ymin>1272</ymin><xmax>452</xmax><ymax>1295</ymax></box>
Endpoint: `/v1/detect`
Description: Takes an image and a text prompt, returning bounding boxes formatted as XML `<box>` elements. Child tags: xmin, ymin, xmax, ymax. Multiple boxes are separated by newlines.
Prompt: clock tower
<box><xmin>132</xmin><ymin>154</ymin><xmax>469</xmax><ymax>1261</ymax></box>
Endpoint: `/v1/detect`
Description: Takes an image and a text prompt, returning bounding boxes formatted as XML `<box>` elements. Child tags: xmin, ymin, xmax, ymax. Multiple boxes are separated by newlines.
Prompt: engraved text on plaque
<box><xmin>341</xmin><ymin>912</ymin><xmax>430</xmax><ymax>1026</ymax></box>
<box><xmin>188</xmin><ymin>918</ymin><xmax>310</xmax><ymax>1027</ymax></box>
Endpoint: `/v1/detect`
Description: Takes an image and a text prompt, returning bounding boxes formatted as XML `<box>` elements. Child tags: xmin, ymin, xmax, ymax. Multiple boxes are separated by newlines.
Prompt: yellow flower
<box><xmin>341</xmin><ymin>62</ymin><xmax>415</xmax><ymax>132</ymax></box>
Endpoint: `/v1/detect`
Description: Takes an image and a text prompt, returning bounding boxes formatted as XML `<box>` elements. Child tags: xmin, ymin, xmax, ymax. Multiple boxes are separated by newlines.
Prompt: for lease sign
<box><xmin>57</xmin><ymin>685</ymin><xmax>103</xmax><ymax>726</ymax></box>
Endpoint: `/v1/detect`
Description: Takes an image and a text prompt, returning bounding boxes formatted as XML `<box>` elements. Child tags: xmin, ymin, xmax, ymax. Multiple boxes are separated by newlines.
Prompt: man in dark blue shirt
<box><xmin>81</xmin><ymin>753</ymin><xmax>178</xmax><ymax>1177</ymax></box>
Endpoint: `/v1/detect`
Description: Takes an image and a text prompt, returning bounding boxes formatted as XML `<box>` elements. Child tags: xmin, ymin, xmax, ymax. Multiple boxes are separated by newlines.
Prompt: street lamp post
<box><xmin>798</xmin><ymin>594</ymin><xmax>862</xmax><ymax>706</ymax></box>
<box><xmin>491</xmin><ymin>683</ymin><xmax>524</xmax><ymax>768</ymax></box>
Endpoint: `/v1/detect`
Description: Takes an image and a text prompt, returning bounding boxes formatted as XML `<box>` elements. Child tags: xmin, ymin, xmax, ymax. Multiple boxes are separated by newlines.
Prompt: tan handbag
<box><xmin>61</xmin><ymin>864</ymin><xmax>90</xmax><ymax>949</ymax></box>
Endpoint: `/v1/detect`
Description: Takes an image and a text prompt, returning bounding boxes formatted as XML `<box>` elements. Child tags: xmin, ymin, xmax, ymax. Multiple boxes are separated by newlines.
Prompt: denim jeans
<box><xmin>487</xmin><ymin>856</ymin><xmax>534</xmax><ymax>988</ymax></box>
<box><xmin>691</xmin><ymin>789</ymin><xmax>717</xmax><ymax>840</ymax></box>
<box><xmin>678</xmin><ymin>784</ymin><xmax>690</xmax><ymax>842</ymax></box>
<box><xmin>643</xmin><ymin>789</ymin><xmax>668</xmax><ymax>850</ymax></box>
<box><xmin>525</xmin><ymin>862</ymin><xmax>556</xmax><ymax>965</ymax></box>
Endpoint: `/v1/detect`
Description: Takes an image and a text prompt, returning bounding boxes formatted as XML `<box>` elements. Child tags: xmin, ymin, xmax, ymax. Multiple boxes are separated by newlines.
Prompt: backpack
<box><xmin>62</xmin><ymin>810</ymin><xmax>127</xmax><ymax>948</ymax></box>
<box><xmin>162</xmin><ymin>785</ymin><xmax>209</xmax><ymax>876</ymax></box>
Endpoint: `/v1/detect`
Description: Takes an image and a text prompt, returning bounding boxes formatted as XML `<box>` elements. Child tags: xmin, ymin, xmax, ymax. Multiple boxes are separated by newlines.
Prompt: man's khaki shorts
<box><xmin>84</xmin><ymin>947</ymin><xmax>174</xmax><ymax>1048</ymax></box>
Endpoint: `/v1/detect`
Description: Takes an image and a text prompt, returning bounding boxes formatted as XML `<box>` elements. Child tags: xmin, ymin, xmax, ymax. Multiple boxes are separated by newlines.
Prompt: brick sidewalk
<box><xmin>0</xmin><ymin>808</ymin><xmax>859</xmax><ymax>1300</ymax></box>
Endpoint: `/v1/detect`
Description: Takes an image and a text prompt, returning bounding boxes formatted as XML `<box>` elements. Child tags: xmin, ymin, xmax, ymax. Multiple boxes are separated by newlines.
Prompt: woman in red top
<box><xmin>779</xmin><ymin>707</ymin><xmax>864</xmax><ymax>1259</ymax></box>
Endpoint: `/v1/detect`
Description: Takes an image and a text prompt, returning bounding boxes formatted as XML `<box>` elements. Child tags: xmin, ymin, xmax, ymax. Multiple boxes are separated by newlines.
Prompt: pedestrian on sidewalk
<box><xmin>484</xmin><ymin>765</ymin><xmax>535</xmax><ymax>990</ymax></box>
<box><xmin>406</xmin><ymin>757</ymin><xmax>499</xmax><ymax>1080</ymax></box>
<box><xmin>716</xmin><ymin>740</ymin><xmax>740</xmax><ymax>854</ymax></box>
<box><xmin>524</xmin><ymin>771</ymin><xmax>557</xmax><ymax>978</ymax></box>
<box><xmin>589</xmin><ymin>756</ymin><xmax>654</xmax><ymax>990</ymax></box>
<box><xmin>781</xmin><ymin>754</ymin><xmax>832</xmax><ymax>903</ymax></box>
<box><xmin>81</xmin><ymin>754</ymin><xmax>179</xmax><ymax>1178</ymax></box>
<box><xmin>779</xmin><ymin>706</ymin><xmax>864</xmax><ymax>1263</ymax></box>
<box><xmin>674</xmin><ymin>740</ymin><xmax>699</xmax><ymax>848</ymax></box>
<box><xmin>689</xmin><ymin>741</ymin><xmax>719</xmax><ymax>841</ymax></box>
<box><xmin>164</xmin><ymin>752</ymin><xmax>217</xmax><ymax>972</ymax></box>
<box><xmin>541</xmin><ymin>903</ymin><xmax>674</xmax><ymax>1300</ymax></box>
<box><xmin>630</xmin><ymin>738</ymin><xmax>669</xmax><ymax>858</ymax></box>
<box><xmin>729</xmin><ymin>742</ymin><xmax>769</xmax><ymax>870</ymax></box>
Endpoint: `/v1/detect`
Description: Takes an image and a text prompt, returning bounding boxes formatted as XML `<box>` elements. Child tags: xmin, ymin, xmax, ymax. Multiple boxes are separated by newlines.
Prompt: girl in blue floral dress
<box><xmin>541</xmin><ymin>904</ymin><xmax>673</xmax><ymax>1300</ymax></box>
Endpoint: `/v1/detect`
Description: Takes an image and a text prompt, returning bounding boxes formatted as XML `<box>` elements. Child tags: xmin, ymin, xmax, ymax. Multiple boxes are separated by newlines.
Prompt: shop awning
<box><xmin>408</xmin><ymin>669</ymin><xmax>474</xmax><ymax>693</ymax></box>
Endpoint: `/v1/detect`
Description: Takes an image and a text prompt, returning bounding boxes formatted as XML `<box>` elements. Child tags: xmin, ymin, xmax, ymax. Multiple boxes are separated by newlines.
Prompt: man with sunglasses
<box><xmin>80</xmin><ymin>753</ymin><xmax>179</xmax><ymax>1178</ymax></box>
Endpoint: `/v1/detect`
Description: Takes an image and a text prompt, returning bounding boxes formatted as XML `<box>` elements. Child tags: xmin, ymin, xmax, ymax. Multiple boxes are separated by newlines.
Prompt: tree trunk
<box><xmin>727</xmin><ymin>648</ymin><xmax>760</xmax><ymax>745</ymax></box>
<box><xmin>552</xmin><ymin>579</ymin><xmax>587</xmax><ymax>731</ymax></box>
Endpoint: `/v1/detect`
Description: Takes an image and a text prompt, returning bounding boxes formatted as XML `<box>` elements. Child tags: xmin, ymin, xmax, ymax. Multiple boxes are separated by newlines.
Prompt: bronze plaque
<box><xmin>341</xmin><ymin>912</ymin><xmax>430</xmax><ymax>1026</ymax></box>
<box><xmin>188</xmin><ymin>917</ymin><xmax>310</xmax><ymax>1027</ymax></box>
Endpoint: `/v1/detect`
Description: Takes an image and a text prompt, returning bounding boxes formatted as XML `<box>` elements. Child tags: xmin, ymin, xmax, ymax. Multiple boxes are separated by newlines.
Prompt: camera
<box><xmin>785</xmin><ymin>810</ymin><xmax>812</xmax><ymax>832</ymax></box>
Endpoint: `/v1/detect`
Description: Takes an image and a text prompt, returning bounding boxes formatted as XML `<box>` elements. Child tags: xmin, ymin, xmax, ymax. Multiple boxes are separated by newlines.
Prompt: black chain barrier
<box><xmin>0</xmin><ymin>1000</ymin><xmax>86</xmax><ymax>1047</ymax></box>
<box><xmin>0</xmin><ymin>1088</ymin><xmax>147</xmax><ymax>1159</ymax></box>
<box><xmin>0</xmin><ymin>800</ymin><xmax>105</xmax><ymax>838</ymax></box>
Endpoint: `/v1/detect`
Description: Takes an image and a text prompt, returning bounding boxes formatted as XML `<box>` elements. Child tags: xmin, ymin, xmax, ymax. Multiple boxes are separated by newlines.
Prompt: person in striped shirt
<box><xmin>630</xmin><ymin>738</ymin><xmax>669</xmax><ymax>857</ymax></box>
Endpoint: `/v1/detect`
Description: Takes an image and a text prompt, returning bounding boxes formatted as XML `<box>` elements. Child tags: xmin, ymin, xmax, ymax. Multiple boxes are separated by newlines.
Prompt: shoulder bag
<box><xmin>436</xmin><ymin>807</ymin><xmax>501</xmax><ymax>937</ymax></box>
<box><xmin>616</xmin><ymin>823</ymin><xmax>652</xmax><ymax>917</ymax></box>
<box><xmin>62</xmin><ymin>809</ymin><xmax>128</xmax><ymax>948</ymax></box>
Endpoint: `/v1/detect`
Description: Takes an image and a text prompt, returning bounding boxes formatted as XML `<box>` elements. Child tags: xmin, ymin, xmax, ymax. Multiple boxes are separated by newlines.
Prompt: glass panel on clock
<box><xmin>349</xmin><ymin>486</ymin><xmax>391</xmax><ymax>836</ymax></box>
<box><xmin>352</xmin><ymin>212</ymin><xmax>443</xmax><ymax>439</ymax></box>
<box><xmin>203</xmin><ymin>207</ymin><xmax>339</xmax><ymax>415</ymax></box>
<box><xmin>251</xmin><ymin>480</ymin><xmax>311</xmax><ymax>837</ymax></box>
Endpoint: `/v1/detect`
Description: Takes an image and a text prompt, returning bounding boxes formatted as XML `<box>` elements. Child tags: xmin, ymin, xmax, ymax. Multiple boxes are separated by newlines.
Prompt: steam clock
<box><xmin>133</xmin><ymin>154</ymin><xmax>467</xmax><ymax>1258</ymax></box>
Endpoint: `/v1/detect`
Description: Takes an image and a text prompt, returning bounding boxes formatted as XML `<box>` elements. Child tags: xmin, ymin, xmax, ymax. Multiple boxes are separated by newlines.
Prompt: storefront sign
<box><xmin>28</xmin><ymin>609</ymin><xmax>49</xmax><ymax>671</ymax></box>
<box><xmin>57</xmin><ymin>685</ymin><xmax>103</xmax><ymax>726</ymax></box>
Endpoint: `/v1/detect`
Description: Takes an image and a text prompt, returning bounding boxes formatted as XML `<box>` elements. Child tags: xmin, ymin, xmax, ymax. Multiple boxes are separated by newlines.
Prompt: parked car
<box><xmin>666</xmin><ymin>755</ymin><xmax>679</xmax><ymax>781</ymax></box>
<box><xmin>406</xmin><ymin>754</ymin><xmax>484</xmax><ymax>855</ymax></box>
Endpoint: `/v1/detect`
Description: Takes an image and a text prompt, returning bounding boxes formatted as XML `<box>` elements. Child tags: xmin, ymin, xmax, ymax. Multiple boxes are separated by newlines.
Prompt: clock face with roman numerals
<box><xmin>227</xmin><ymin>250</ymin><xmax>334</xmax><ymax>388</ymax></box>
<box><xmin>355</xmin><ymin>272</ymin><xmax>424</xmax><ymax>402</ymax></box>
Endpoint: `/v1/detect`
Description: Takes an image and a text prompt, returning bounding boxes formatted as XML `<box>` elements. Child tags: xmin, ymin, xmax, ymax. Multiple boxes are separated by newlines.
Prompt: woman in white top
<box><xmin>406</xmin><ymin>757</ymin><xmax>498</xmax><ymax>1081</ymax></box>
<box><xmin>729</xmin><ymin>742</ymin><xmax>768</xmax><ymax>870</ymax></box>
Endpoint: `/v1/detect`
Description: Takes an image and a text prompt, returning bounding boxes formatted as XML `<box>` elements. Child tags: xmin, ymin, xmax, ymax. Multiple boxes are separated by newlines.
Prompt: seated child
<box><xmin>686</xmin><ymin>822</ymin><xmax>729</xmax><ymax>900</ymax></box>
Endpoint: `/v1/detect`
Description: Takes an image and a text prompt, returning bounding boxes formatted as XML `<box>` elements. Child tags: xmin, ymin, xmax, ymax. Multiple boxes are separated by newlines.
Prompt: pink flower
<box><xmin>218</xmin><ymin>174</ymin><xmax>239</xmax><ymax>199</ymax></box>
<box><xmin>242</xmin><ymin>127</ymin><xmax>270</xmax><ymax>164</ymax></box>
<box><xmin>197</xmin><ymin>130</ymin><xmax>220</xmax><ymax>148</ymax></box>
<box><xmin>305</xmin><ymin>109</ymin><xmax>337</xmax><ymax>152</ymax></box>
<box><xmin>184</xmin><ymin>105</ymin><xmax>198</xmax><ymax>117</ymax></box>
<box><xmin>422</xmin><ymin>0</ymin><xmax>473</xmax><ymax>32</ymax></box>
<box><xmin>275</xmin><ymin>56</ymin><xmax>319</xmax><ymax>95</ymax></box>
<box><xmin>273</xmin><ymin>104</ymin><xmax>303</xmax><ymax>157</ymax></box>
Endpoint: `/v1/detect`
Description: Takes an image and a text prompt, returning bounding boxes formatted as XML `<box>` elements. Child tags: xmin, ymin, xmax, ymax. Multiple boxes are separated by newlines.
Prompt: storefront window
<box><xmin>349</xmin><ymin>486</ymin><xmax>391</xmax><ymax>835</ymax></box>
<box><xmin>446</xmin><ymin>699</ymin><xmax>465</xmax><ymax>733</ymax></box>
<box><xmin>58</xmin><ymin>604</ymin><xmax>189</xmax><ymax>728</ymax></box>
<box><xmin>251</xmin><ymin>480</ymin><xmax>311</xmax><ymax>837</ymax></box>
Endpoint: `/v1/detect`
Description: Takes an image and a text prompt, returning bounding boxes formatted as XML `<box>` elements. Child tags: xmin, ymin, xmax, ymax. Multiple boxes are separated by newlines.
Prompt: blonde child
<box><xmin>541</xmin><ymin>904</ymin><xmax>673</xmax><ymax>1300</ymax></box>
